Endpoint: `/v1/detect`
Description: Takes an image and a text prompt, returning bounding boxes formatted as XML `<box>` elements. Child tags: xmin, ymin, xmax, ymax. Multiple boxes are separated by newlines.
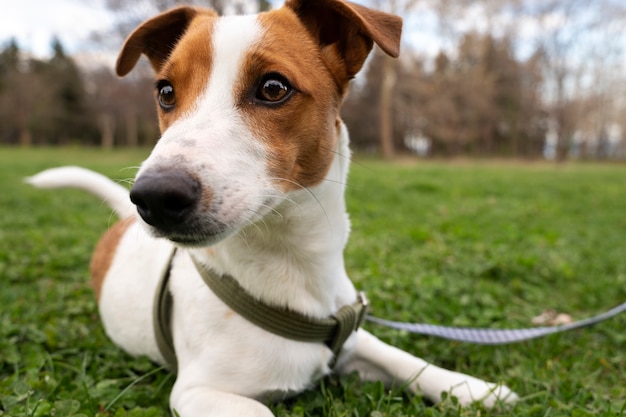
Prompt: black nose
<box><xmin>130</xmin><ymin>169</ymin><xmax>200</xmax><ymax>229</ymax></box>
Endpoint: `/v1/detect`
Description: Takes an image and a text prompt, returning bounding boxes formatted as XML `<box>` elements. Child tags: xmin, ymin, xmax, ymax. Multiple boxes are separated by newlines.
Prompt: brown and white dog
<box><xmin>28</xmin><ymin>0</ymin><xmax>517</xmax><ymax>415</ymax></box>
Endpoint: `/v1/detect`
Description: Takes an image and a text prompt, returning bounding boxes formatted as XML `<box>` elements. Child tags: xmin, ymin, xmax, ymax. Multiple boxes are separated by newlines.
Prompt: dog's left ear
<box><xmin>116</xmin><ymin>6</ymin><xmax>216</xmax><ymax>77</ymax></box>
<box><xmin>286</xmin><ymin>0</ymin><xmax>402</xmax><ymax>81</ymax></box>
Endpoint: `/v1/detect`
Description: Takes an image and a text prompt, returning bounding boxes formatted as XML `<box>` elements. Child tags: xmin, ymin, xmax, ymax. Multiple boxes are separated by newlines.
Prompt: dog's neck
<box><xmin>189</xmin><ymin>123</ymin><xmax>354</xmax><ymax>318</ymax></box>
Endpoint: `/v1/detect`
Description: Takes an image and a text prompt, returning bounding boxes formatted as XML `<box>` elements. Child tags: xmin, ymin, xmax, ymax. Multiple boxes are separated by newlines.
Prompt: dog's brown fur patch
<box><xmin>156</xmin><ymin>13</ymin><xmax>217</xmax><ymax>132</ymax></box>
<box><xmin>90</xmin><ymin>217</ymin><xmax>136</xmax><ymax>300</ymax></box>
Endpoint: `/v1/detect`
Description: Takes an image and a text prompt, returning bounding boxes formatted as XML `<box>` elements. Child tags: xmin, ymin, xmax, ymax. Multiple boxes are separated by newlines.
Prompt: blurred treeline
<box><xmin>0</xmin><ymin>39</ymin><xmax>157</xmax><ymax>148</ymax></box>
<box><xmin>1</xmin><ymin>0</ymin><xmax>625</xmax><ymax>160</ymax></box>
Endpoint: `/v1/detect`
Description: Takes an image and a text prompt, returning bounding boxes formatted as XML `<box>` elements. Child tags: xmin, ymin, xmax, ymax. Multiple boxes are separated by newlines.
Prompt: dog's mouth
<box><xmin>144</xmin><ymin>218</ymin><xmax>232</xmax><ymax>247</ymax></box>
<box><xmin>168</xmin><ymin>230</ymin><xmax>230</xmax><ymax>247</ymax></box>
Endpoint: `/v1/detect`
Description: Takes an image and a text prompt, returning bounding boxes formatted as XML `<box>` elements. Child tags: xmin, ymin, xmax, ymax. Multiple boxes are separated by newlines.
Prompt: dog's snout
<box><xmin>130</xmin><ymin>170</ymin><xmax>200</xmax><ymax>228</ymax></box>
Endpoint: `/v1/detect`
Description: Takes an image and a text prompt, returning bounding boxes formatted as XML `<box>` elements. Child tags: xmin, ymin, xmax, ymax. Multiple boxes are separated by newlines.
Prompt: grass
<box><xmin>1</xmin><ymin>146</ymin><xmax>625</xmax><ymax>416</ymax></box>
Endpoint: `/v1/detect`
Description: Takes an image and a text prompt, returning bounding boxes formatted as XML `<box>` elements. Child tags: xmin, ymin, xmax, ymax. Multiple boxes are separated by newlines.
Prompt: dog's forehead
<box><xmin>154</xmin><ymin>13</ymin><xmax>260</xmax><ymax>128</ymax></box>
<box><xmin>157</xmin><ymin>8</ymin><xmax>333</xmax><ymax>132</ymax></box>
<box><xmin>208</xmin><ymin>8</ymin><xmax>325</xmax><ymax>90</ymax></box>
<box><xmin>209</xmin><ymin>14</ymin><xmax>263</xmax><ymax>103</ymax></box>
<box><xmin>165</xmin><ymin>7</ymin><xmax>319</xmax><ymax>79</ymax></box>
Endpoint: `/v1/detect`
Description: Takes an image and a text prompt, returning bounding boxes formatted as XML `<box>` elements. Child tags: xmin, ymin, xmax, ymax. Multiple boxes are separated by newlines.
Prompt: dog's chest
<box><xmin>168</xmin><ymin>255</ymin><xmax>335</xmax><ymax>397</ymax></box>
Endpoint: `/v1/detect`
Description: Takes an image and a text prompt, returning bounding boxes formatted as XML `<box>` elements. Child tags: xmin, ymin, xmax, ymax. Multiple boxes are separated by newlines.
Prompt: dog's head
<box><xmin>117</xmin><ymin>0</ymin><xmax>402</xmax><ymax>246</ymax></box>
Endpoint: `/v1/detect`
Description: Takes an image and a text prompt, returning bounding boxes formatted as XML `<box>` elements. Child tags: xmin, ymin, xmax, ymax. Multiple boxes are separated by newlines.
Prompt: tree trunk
<box><xmin>126</xmin><ymin>111</ymin><xmax>138</xmax><ymax>147</ymax></box>
<box><xmin>379</xmin><ymin>54</ymin><xmax>396</xmax><ymax>159</ymax></box>
<box><xmin>19</xmin><ymin>128</ymin><xmax>32</xmax><ymax>147</ymax></box>
<box><xmin>99</xmin><ymin>113</ymin><xmax>115</xmax><ymax>149</ymax></box>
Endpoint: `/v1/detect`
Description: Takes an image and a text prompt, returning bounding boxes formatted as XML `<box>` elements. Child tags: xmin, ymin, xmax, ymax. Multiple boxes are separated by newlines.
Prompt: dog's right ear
<box><xmin>116</xmin><ymin>7</ymin><xmax>214</xmax><ymax>77</ymax></box>
<box><xmin>285</xmin><ymin>0</ymin><xmax>402</xmax><ymax>82</ymax></box>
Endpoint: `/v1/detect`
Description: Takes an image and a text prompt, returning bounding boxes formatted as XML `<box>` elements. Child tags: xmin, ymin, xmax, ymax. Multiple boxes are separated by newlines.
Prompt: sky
<box><xmin>0</xmin><ymin>0</ymin><xmax>559</xmax><ymax>72</ymax></box>
<box><xmin>1</xmin><ymin>0</ymin><xmax>430</xmax><ymax>67</ymax></box>
<box><xmin>2</xmin><ymin>0</ymin><xmax>115</xmax><ymax>58</ymax></box>
<box><xmin>3</xmin><ymin>0</ymin><xmax>625</xmax><ymax>75</ymax></box>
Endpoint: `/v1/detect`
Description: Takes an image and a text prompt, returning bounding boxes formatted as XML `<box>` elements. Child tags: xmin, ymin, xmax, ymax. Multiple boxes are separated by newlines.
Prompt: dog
<box><xmin>28</xmin><ymin>0</ymin><xmax>517</xmax><ymax>415</ymax></box>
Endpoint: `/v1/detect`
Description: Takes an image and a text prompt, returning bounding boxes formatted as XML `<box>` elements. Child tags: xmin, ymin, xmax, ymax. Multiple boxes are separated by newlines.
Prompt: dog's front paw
<box><xmin>171</xmin><ymin>385</ymin><xmax>275</xmax><ymax>417</ymax></box>
<box><xmin>447</xmin><ymin>378</ymin><xmax>518</xmax><ymax>407</ymax></box>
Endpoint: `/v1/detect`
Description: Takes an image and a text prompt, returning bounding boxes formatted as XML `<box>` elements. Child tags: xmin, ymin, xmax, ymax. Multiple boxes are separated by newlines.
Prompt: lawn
<box><xmin>1</xmin><ymin>147</ymin><xmax>625</xmax><ymax>416</ymax></box>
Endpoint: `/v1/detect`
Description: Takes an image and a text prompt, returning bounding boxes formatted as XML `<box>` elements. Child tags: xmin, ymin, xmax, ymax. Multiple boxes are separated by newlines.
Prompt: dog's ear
<box><xmin>285</xmin><ymin>0</ymin><xmax>402</xmax><ymax>80</ymax></box>
<box><xmin>116</xmin><ymin>7</ymin><xmax>215</xmax><ymax>77</ymax></box>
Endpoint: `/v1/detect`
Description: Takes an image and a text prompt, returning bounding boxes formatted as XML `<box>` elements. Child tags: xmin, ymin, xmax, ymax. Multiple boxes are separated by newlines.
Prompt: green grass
<box><xmin>1</xmin><ymin>147</ymin><xmax>625</xmax><ymax>416</ymax></box>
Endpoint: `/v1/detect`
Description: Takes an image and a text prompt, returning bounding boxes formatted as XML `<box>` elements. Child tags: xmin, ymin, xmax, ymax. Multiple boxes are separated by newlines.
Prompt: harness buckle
<box><xmin>355</xmin><ymin>291</ymin><xmax>369</xmax><ymax>330</ymax></box>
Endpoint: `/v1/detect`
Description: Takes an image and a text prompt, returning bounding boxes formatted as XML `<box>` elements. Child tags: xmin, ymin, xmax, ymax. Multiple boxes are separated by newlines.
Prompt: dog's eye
<box><xmin>256</xmin><ymin>75</ymin><xmax>292</xmax><ymax>104</ymax></box>
<box><xmin>157</xmin><ymin>80</ymin><xmax>176</xmax><ymax>111</ymax></box>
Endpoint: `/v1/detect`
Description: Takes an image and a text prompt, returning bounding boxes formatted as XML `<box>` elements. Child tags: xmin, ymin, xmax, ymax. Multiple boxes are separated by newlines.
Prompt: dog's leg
<box><xmin>337</xmin><ymin>330</ymin><xmax>517</xmax><ymax>407</ymax></box>
<box><xmin>170</xmin><ymin>382</ymin><xmax>274</xmax><ymax>417</ymax></box>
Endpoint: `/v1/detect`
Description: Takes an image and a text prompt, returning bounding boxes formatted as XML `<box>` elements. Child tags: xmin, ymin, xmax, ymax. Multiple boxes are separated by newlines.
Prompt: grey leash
<box><xmin>365</xmin><ymin>300</ymin><xmax>626</xmax><ymax>345</ymax></box>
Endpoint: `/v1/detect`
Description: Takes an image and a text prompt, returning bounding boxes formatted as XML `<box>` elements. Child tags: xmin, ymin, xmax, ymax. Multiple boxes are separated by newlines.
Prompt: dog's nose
<box><xmin>130</xmin><ymin>170</ymin><xmax>200</xmax><ymax>228</ymax></box>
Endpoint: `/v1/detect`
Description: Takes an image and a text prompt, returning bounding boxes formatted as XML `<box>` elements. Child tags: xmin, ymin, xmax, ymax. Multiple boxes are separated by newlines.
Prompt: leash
<box><xmin>365</xmin><ymin>300</ymin><xmax>626</xmax><ymax>345</ymax></box>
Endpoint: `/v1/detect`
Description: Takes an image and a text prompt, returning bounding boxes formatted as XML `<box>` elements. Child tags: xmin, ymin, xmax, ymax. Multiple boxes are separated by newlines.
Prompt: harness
<box><xmin>153</xmin><ymin>249</ymin><xmax>368</xmax><ymax>372</ymax></box>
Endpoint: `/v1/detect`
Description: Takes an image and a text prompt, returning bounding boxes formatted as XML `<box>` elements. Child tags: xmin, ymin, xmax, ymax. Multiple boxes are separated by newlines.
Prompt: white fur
<box><xmin>26</xmin><ymin>166</ymin><xmax>134</xmax><ymax>218</ymax></box>
<box><xmin>29</xmin><ymin>8</ymin><xmax>518</xmax><ymax>417</ymax></box>
<box><xmin>98</xmin><ymin>222</ymin><xmax>172</xmax><ymax>363</ymax></box>
<box><xmin>136</xmin><ymin>16</ymin><xmax>278</xmax><ymax>246</ymax></box>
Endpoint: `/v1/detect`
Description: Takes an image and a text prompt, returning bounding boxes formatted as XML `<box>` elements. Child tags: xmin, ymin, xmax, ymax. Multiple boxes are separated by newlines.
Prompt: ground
<box><xmin>1</xmin><ymin>147</ymin><xmax>624</xmax><ymax>416</ymax></box>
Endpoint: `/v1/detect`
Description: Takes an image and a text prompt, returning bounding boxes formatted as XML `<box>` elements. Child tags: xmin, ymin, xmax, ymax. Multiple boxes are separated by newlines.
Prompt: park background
<box><xmin>3</xmin><ymin>0</ymin><xmax>626</xmax><ymax>160</ymax></box>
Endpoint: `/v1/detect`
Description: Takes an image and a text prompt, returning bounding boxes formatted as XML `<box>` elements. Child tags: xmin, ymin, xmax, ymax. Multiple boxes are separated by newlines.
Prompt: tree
<box><xmin>374</xmin><ymin>0</ymin><xmax>420</xmax><ymax>159</ymax></box>
<box><xmin>0</xmin><ymin>38</ymin><xmax>93</xmax><ymax>146</ymax></box>
<box><xmin>343</xmin><ymin>29</ymin><xmax>547</xmax><ymax>158</ymax></box>
<box><xmin>0</xmin><ymin>39</ymin><xmax>23</xmax><ymax>144</ymax></box>
<box><xmin>104</xmin><ymin>0</ymin><xmax>272</xmax><ymax>37</ymax></box>
<box><xmin>45</xmin><ymin>38</ymin><xmax>91</xmax><ymax>144</ymax></box>
<box><xmin>0</xmin><ymin>40</ymin><xmax>55</xmax><ymax>145</ymax></box>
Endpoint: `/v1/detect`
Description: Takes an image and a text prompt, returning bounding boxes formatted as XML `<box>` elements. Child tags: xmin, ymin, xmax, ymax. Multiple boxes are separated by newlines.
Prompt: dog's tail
<box><xmin>26</xmin><ymin>166</ymin><xmax>135</xmax><ymax>219</ymax></box>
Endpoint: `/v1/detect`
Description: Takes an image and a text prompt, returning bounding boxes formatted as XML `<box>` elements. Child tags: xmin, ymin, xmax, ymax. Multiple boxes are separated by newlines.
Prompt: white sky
<box><xmin>1</xmin><ymin>0</ymin><xmax>115</xmax><ymax>58</ymax></box>
<box><xmin>1</xmin><ymin>0</ymin><xmax>434</xmax><ymax>63</ymax></box>
<box><xmin>3</xmin><ymin>0</ymin><xmax>626</xmax><ymax>75</ymax></box>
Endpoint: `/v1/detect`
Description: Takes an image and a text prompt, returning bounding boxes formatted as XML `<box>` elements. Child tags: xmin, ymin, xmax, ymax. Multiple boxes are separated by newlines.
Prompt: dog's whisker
<box><xmin>107</xmin><ymin>209</ymin><xmax>118</xmax><ymax>229</ymax></box>
<box><xmin>256</xmin><ymin>203</ymin><xmax>284</xmax><ymax>219</ymax></box>
<box><xmin>233</xmin><ymin>228</ymin><xmax>253</xmax><ymax>250</ymax></box>
<box><xmin>266</xmin><ymin>177</ymin><xmax>330</xmax><ymax>224</ymax></box>
<box><xmin>319</xmin><ymin>144</ymin><xmax>352</xmax><ymax>162</ymax></box>
<box><xmin>296</xmin><ymin>173</ymin><xmax>350</xmax><ymax>188</ymax></box>
<box><xmin>266</xmin><ymin>177</ymin><xmax>305</xmax><ymax>191</ymax></box>
<box><xmin>253</xmin><ymin>192</ymin><xmax>304</xmax><ymax>212</ymax></box>
<box><xmin>319</xmin><ymin>144</ymin><xmax>376</xmax><ymax>173</ymax></box>
<box><xmin>116</xmin><ymin>178</ymin><xmax>135</xmax><ymax>187</ymax></box>
<box><xmin>240</xmin><ymin>210</ymin><xmax>269</xmax><ymax>237</ymax></box>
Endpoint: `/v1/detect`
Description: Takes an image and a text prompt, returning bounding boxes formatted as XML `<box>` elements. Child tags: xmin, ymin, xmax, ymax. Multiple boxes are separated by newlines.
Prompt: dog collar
<box><xmin>153</xmin><ymin>249</ymin><xmax>368</xmax><ymax>373</ymax></box>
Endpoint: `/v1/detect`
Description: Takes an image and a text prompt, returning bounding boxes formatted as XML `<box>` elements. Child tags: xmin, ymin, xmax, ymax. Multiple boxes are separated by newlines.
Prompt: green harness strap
<box><xmin>153</xmin><ymin>248</ymin><xmax>178</xmax><ymax>372</ymax></box>
<box><xmin>153</xmin><ymin>249</ymin><xmax>369</xmax><ymax>373</ymax></box>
